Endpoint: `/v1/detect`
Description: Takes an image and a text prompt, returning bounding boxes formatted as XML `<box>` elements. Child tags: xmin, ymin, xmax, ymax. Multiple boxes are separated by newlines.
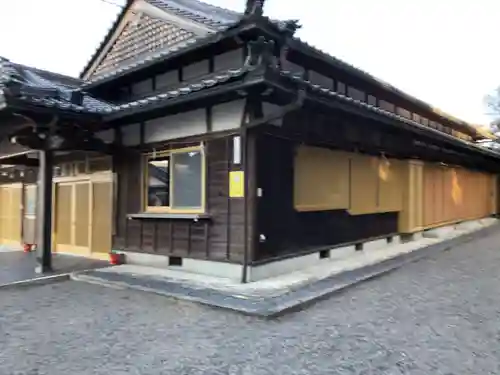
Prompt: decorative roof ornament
<box><xmin>244</xmin><ymin>36</ymin><xmax>278</xmax><ymax>69</ymax></box>
<box><xmin>282</xmin><ymin>19</ymin><xmax>301</xmax><ymax>36</ymax></box>
<box><xmin>244</xmin><ymin>0</ymin><xmax>265</xmax><ymax>17</ymax></box>
<box><xmin>276</xmin><ymin>21</ymin><xmax>301</xmax><ymax>71</ymax></box>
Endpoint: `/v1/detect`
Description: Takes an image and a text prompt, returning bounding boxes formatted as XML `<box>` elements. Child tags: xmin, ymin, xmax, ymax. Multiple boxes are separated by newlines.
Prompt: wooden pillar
<box><xmin>35</xmin><ymin>149</ymin><xmax>54</xmax><ymax>273</ymax></box>
<box><xmin>398</xmin><ymin>159</ymin><xmax>424</xmax><ymax>233</ymax></box>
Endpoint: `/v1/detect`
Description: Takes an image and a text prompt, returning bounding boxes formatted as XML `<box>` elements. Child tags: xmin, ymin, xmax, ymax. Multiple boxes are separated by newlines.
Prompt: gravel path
<box><xmin>2</xmin><ymin>231</ymin><xmax>500</xmax><ymax>375</ymax></box>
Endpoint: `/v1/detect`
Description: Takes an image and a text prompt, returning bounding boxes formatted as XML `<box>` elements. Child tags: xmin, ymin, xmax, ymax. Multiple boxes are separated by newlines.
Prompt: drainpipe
<box><xmin>241</xmin><ymin>124</ymin><xmax>250</xmax><ymax>283</ymax></box>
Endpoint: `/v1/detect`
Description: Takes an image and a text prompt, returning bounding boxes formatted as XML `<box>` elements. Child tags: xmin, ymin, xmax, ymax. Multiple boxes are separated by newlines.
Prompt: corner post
<box><xmin>35</xmin><ymin>149</ymin><xmax>54</xmax><ymax>273</ymax></box>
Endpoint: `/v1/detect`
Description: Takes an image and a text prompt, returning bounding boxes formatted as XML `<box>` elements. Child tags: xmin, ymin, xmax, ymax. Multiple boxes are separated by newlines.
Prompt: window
<box><xmin>147</xmin><ymin>156</ymin><xmax>171</xmax><ymax>207</ymax></box>
<box><xmin>145</xmin><ymin>147</ymin><xmax>204</xmax><ymax>212</ymax></box>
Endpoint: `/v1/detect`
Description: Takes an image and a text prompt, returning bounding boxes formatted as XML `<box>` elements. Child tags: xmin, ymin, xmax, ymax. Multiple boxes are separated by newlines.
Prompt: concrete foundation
<box><xmin>455</xmin><ymin>220</ymin><xmax>482</xmax><ymax>231</ymax></box>
<box><xmin>423</xmin><ymin>226</ymin><xmax>456</xmax><ymax>239</ymax></box>
<box><xmin>122</xmin><ymin>252</ymin><xmax>171</xmax><ymax>268</ymax></box>
<box><xmin>119</xmin><ymin>217</ymin><xmax>498</xmax><ymax>283</ymax></box>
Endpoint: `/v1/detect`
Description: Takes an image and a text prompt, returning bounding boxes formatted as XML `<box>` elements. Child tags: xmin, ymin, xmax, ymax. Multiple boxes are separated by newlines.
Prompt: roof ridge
<box><xmin>158</xmin><ymin>0</ymin><xmax>242</xmax><ymax>16</ymax></box>
<box><xmin>145</xmin><ymin>0</ymin><xmax>241</xmax><ymax>29</ymax></box>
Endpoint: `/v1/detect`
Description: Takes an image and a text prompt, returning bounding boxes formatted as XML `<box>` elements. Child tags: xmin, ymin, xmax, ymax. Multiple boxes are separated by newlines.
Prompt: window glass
<box><xmin>147</xmin><ymin>156</ymin><xmax>170</xmax><ymax>207</ymax></box>
<box><xmin>172</xmin><ymin>151</ymin><xmax>202</xmax><ymax>208</ymax></box>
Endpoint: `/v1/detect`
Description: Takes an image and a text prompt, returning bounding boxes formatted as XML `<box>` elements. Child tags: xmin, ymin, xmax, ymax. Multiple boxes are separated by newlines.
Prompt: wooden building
<box><xmin>0</xmin><ymin>0</ymin><xmax>499</xmax><ymax>280</ymax></box>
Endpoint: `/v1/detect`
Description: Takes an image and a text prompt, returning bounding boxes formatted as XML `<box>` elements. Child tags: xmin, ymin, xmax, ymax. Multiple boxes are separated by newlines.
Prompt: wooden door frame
<box><xmin>52</xmin><ymin>172</ymin><xmax>114</xmax><ymax>257</ymax></box>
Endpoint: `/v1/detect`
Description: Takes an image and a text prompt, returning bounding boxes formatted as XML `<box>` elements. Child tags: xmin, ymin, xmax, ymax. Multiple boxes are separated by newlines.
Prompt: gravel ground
<box><xmin>2</xmin><ymin>231</ymin><xmax>500</xmax><ymax>375</ymax></box>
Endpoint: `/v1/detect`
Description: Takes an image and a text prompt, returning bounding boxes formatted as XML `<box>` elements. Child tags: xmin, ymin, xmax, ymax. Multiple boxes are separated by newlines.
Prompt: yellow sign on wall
<box><xmin>229</xmin><ymin>171</ymin><xmax>244</xmax><ymax>198</ymax></box>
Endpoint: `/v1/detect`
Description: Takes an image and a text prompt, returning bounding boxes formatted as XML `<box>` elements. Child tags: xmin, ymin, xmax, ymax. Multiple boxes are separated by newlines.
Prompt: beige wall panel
<box><xmin>398</xmin><ymin>162</ymin><xmax>411</xmax><ymax>232</ymax></box>
<box><xmin>0</xmin><ymin>187</ymin><xmax>5</xmax><ymax>240</ymax></box>
<box><xmin>480</xmin><ymin>173</ymin><xmax>491</xmax><ymax>217</ymax></box>
<box><xmin>294</xmin><ymin>146</ymin><xmax>350</xmax><ymax>212</ymax></box>
<box><xmin>442</xmin><ymin>168</ymin><xmax>455</xmax><ymax>223</ymax></box>
<box><xmin>414</xmin><ymin>162</ymin><xmax>424</xmax><ymax>229</ymax></box>
<box><xmin>91</xmin><ymin>182</ymin><xmax>113</xmax><ymax>254</ymax></box>
<box><xmin>292</xmin><ymin>145</ymin><xmax>497</xmax><ymax>231</ymax></box>
<box><xmin>469</xmin><ymin>171</ymin><xmax>481</xmax><ymax>219</ymax></box>
<box><xmin>422</xmin><ymin>164</ymin><xmax>436</xmax><ymax>227</ymax></box>
<box><xmin>74</xmin><ymin>183</ymin><xmax>90</xmax><ymax>248</ymax></box>
<box><xmin>378</xmin><ymin>158</ymin><xmax>404</xmax><ymax>212</ymax></box>
<box><xmin>349</xmin><ymin>154</ymin><xmax>379</xmax><ymax>215</ymax></box>
<box><xmin>421</xmin><ymin>163</ymin><xmax>496</xmax><ymax>229</ymax></box>
<box><xmin>454</xmin><ymin>168</ymin><xmax>467</xmax><ymax>220</ymax></box>
<box><xmin>434</xmin><ymin>166</ymin><xmax>445</xmax><ymax>225</ymax></box>
<box><xmin>10</xmin><ymin>187</ymin><xmax>22</xmax><ymax>243</ymax></box>
<box><xmin>399</xmin><ymin>160</ymin><xmax>425</xmax><ymax>233</ymax></box>
<box><xmin>55</xmin><ymin>185</ymin><xmax>72</xmax><ymax>246</ymax></box>
<box><xmin>0</xmin><ymin>185</ymin><xmax>22</xmax><ymax>244</ymax></box>
<box><xmin>463</xmin><ymin>169</ymin><xmax>475</xmax><ymax>219</ymax></box>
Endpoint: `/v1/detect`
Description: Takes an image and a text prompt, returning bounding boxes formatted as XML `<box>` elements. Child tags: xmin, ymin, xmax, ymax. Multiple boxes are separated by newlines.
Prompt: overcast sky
<box><xmin>1</xmin><ymin>0</ymin><xmax>499</xmax><ymax>125</ymax></box>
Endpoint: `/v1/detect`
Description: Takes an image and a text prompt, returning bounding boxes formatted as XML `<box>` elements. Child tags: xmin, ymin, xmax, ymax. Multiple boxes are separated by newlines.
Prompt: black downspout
<box><xmin>241</xmin><ymin>124</ymin><xmax>250</xmax><ymax>284</ymax></box>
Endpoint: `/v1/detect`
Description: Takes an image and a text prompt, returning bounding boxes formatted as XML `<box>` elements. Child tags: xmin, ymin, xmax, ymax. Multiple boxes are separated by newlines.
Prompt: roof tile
<box><xmin>0</xmin><ymin>58</ymin><xmax>114</xmax><ymax>114</ymax></box>
<box><xmin>82</xmin><ymin>0</ymin><xmax>291</xmax><ymax>86</ymax></box>
<box><xmin>90</xmin><ymin>11</ymin><xmax>198</xmax><ymax>80</ymax></box>
<box><xmin>0</xmin><ymin>56</ymin><xmax>253</xmax><ymax>116</ymax></box>
<box><xmin>146</xmin><ymin>0</ymin><xmax>240</xmax><ymax>29</ymax></box>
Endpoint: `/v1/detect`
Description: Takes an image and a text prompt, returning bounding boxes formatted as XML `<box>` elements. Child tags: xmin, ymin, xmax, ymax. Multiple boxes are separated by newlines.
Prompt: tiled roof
<box><xmin>83</xmin><ymin>0</ymin><xmax>289</xmax><ymax>86</ymax></box>
<box><xmin>102</xmin><ymin>64</ymin><xmax>254</xmax><ymax>117</ymax></box>
<box><xmin>85</xmin><ymin>29</ymin><xmax>209</xmax><ymax>86</ymax></box>
<box><xmin>81</xmin><ymin>0</ymin><xmax>481</xmax><ymax>140</ymax></box>
<box><xmin>0</xmin><ymin>56</ymin><xmax>253</xmax><ymax>117</ymax></box>
<box><xmin>0</xmin><ymin>58</ymin><xmax>112</xmax><ymax>115</ymax></box>
<box><xmin>84</xmin><ymin>0</ymin><xmax>242</xmax><ymax>84</ymax></box>
<box><xmin>144</xmin><ymin>0</ymin><xmax>289</xmax><ymax>36</ymax></box>
<box><xmin>279</xmin><ymin>70</ymin><xmax>500</xmax><ymax>158</ymax></box>
<box><xmin>91</xmin><ymin>12</ymin><xmax>197</xmax><ymax>79</ymax></box>
<box><xmin>147</xmin><ymin>0</ymin><xmax>241</xmax><ymax>30</ymax></box>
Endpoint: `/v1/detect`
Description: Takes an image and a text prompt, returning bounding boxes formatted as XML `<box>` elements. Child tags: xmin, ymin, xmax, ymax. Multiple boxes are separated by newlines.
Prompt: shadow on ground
<box><xmin>0</xmin><ymin>252</ymin><xmax>108</xmax><ymax>285</ymax></box>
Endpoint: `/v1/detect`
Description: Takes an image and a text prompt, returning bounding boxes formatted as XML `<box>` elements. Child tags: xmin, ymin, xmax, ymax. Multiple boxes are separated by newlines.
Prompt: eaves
<box><xmin>104</xmin><ymin>71</ymin><xmax>266</xmax><ymax>123</ymax></box>
<box><xmin>264</xmin><ymin>69</ymin><xmax>500</xmax><ymax>162</ymax></box>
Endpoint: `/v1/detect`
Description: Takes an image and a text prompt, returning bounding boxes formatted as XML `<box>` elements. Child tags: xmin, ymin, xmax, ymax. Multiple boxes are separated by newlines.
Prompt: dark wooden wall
<box><xmin>254</xmin><ymin>132</ymin><xmax>398</xmax><ymax>263</ymax></box>
<box><xmin>112</xmin><ymin>136</ymin><xmax>251</xmax><ymax>263</ymax></box>
<box><xmin>0</xmin><ymin>139</ymin><xmax>31</xmax><ymax>159</ymax></box>
<box><xmin>0</xmin><ymin>167</ymin><xmax>37</xmax><ymax>184</ymax></box>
